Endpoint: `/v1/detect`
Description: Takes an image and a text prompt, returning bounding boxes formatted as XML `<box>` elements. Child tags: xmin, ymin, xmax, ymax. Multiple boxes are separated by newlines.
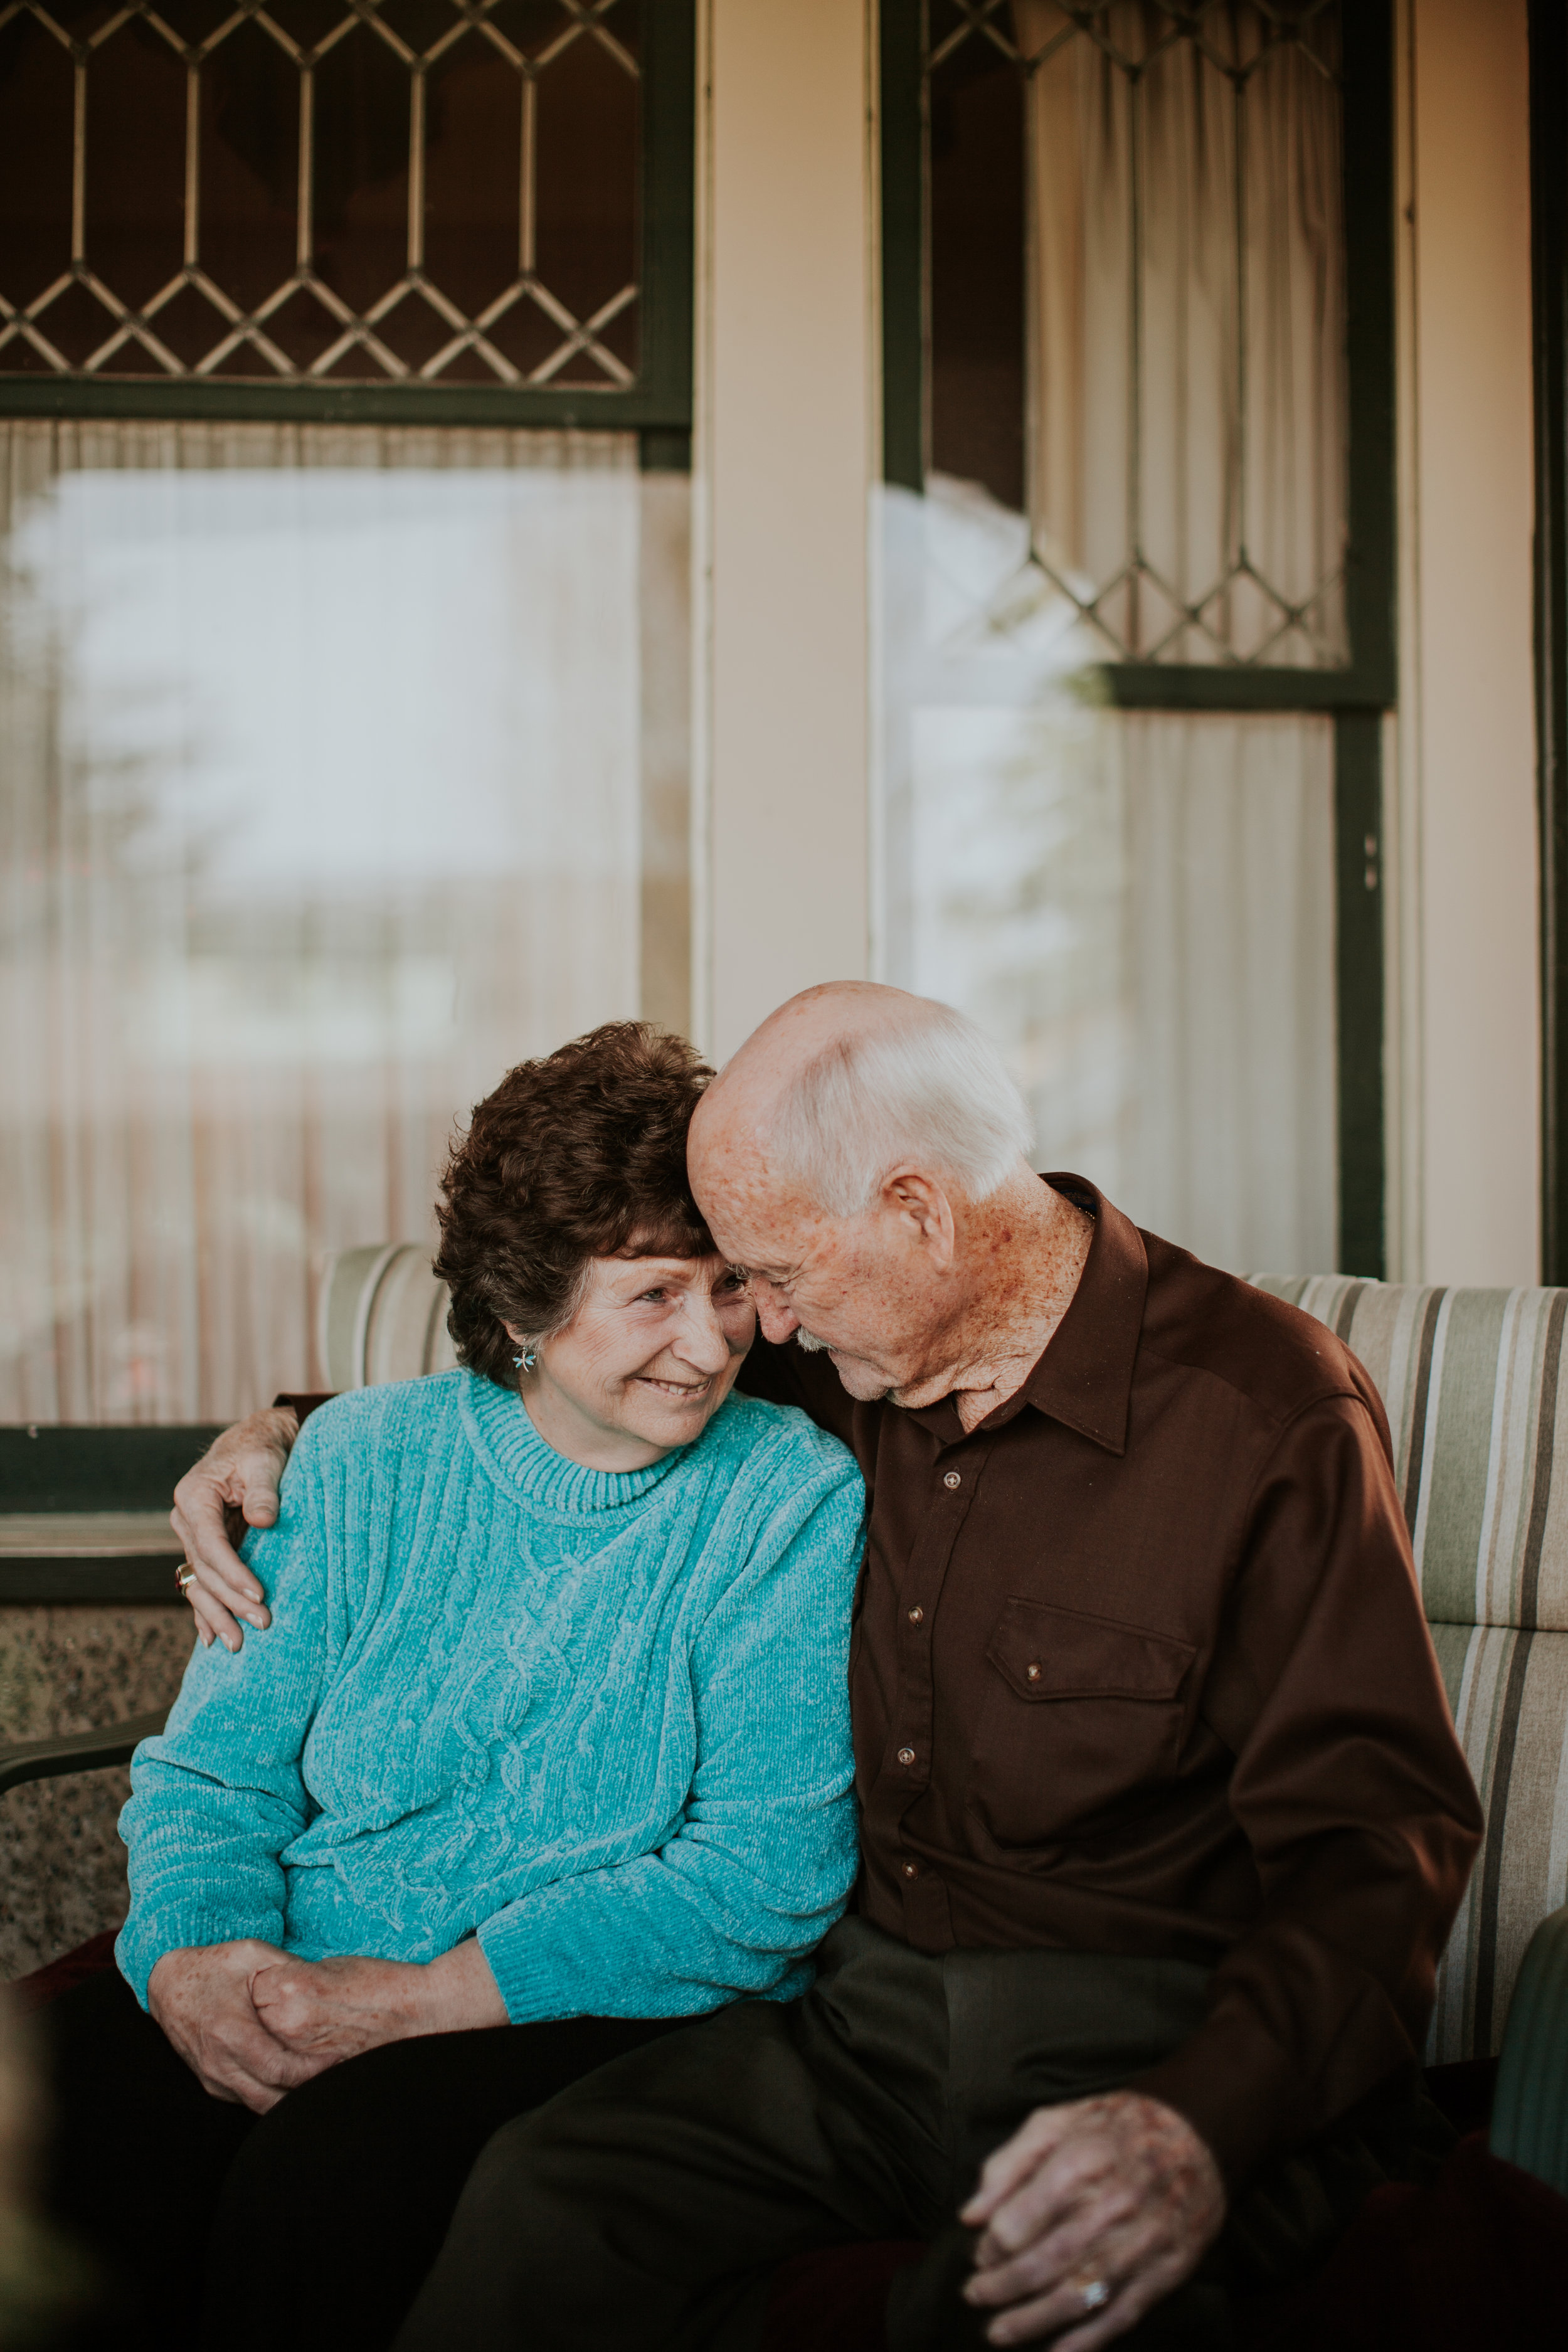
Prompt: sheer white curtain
<box><xmin>1015</xmin><ymin>0</ymin><xmax>1346</xmax><ymax>664</ymax></box>
<box><xmin>882</xmin><ymin>479</ymin><xmax>1336</xmax><ymax>1274</ymax></box>
<box><xmin>879</xmin><ymin>6</ymin><xmax>1347</xmax><ymax>1274</ymax></box>
<box><xmin>0</xmin><ymin>421</ymin><xmax>644</xmax><ymax>1421</ymax></box>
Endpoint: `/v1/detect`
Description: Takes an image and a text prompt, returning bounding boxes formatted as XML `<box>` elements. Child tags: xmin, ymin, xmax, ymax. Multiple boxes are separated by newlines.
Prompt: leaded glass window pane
<box><xmin>0</xmin><ymin>0</ymin><xmax>643</xmax><ymax>389</ymax></box>
<box><xmin>928</xmin><ymin>0</ymin><xmax>1348</xmax><ymax>667</ymax></box>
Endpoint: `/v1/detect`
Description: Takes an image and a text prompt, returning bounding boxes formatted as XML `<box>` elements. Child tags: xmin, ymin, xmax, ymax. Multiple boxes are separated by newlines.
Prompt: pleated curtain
<box><xmin>0</xmin><ymin>421</ymin><xmax>642</xmax><ymax>1421</ymax></box>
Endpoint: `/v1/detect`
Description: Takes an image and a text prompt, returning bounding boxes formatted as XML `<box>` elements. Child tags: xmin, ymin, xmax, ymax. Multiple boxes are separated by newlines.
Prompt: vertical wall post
<box><xmin>696</xmin><ymin>0</ymin><xmax>874</xmax><ymax>1062</ymax></box>
<box><xmin>1532</xmin><ymin>0</ymin><xmax>1568</xmax><ymax>1282</ymax></box>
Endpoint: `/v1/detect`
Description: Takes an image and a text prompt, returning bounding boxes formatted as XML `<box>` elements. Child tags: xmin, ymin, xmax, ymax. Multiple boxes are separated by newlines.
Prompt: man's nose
<box><xmin>750</xmin><ymin>1285</ymin><xmax>799</xmax><ymax>1344</ymax></box>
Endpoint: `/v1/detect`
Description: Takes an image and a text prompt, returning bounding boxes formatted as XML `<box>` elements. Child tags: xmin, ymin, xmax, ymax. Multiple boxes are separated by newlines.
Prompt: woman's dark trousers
<box><xmin>37</xmin><ymin>1963</ymin><xmax>683</xmax><ymax>2352</ymax></box>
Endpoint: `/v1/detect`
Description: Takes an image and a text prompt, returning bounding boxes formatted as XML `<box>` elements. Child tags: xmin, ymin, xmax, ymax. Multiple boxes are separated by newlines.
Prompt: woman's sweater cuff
<box><xmin>475</xmin><ymin>1912</ymin><xmax>585</xmax><ymax>2023</ymax></box>
<box><xmin>115</xmin><ymin>1905</ymin><xmax>282</xmax><ymax>2010</ymax></box>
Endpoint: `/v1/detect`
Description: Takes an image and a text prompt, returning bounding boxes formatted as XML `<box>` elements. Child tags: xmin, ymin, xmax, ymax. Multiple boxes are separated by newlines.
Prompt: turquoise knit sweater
<box><xmin>117</xmin><ymin>1369</ymin><xmax>864</xmax><ymax>2021</ymax></box>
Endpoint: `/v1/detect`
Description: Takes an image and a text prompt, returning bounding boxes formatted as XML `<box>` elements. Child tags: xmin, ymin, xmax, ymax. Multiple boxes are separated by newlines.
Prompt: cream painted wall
<box><xmin>1402</xmin><ymin>0</ymin><xmax>1539</xmax><ymax>1284</ymax></box>
<box><xmin>692</xmin><ymin>0</ymin><xmax>874</xmax><ymax>1064</ymax></box>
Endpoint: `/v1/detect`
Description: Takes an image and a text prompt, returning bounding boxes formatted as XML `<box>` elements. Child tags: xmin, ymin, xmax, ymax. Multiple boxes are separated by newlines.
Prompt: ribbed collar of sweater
<box><xmin>463</xmin><ymin>1370</ymin><xmax>702</xmax><ymax>1517</ymax></box>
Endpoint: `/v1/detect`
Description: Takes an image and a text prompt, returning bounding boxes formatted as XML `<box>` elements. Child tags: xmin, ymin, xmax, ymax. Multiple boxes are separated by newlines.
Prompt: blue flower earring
<box><xmin>513</xmin><ymin>1348</ymin><xmax>537</xmax><ymax>1371</ymax></box>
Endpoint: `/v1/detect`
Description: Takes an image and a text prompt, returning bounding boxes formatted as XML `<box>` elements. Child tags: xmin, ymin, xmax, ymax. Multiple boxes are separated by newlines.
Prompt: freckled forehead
<box><xmin>709</xmin><ymin>1191</ymin><xmax>820</xmax><ymax>1272</ymax></box>
<box><xmin>689</xmin><ymin>1090</ymin><xmax>820</xmax><ymax>1254</ymax></box>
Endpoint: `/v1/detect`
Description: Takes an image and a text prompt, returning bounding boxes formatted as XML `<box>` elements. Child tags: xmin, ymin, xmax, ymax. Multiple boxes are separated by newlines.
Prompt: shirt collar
<box><xmin>1002</xmin><ymin>1175</ymin><xmax>1148</xmax><ymax>1454</ymax></box>
<box><xmin>893</xmin><ymin>1175</ymin><xmax>1150</xmax><ymax>1456</ymax></box>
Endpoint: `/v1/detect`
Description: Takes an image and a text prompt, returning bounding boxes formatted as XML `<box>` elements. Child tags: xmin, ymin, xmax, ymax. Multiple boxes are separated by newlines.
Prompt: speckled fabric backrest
<box><xmin>1251</xmin><ymin>1276</ymin><xmax>1568</xmax><ymax>2062</ymax></box>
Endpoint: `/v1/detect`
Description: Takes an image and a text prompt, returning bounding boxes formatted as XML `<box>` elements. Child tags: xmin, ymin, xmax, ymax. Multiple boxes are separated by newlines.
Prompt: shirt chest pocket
<box><xmin>969</xmin><ymin>1597</ymin><xmax>1197</xmax><ymax>1849</ymax></box>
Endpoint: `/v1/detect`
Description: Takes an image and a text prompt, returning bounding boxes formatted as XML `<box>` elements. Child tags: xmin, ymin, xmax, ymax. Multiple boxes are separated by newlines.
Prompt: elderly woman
<box><xmin>38</xmin><ymin>1022</ymin><xmax>862</xmax><ymax>2352</ymax></box>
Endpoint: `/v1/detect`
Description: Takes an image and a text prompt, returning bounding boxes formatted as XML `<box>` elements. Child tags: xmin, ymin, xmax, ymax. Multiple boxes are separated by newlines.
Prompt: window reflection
<box><xmin>0</xmin><ymin>421</ymin><xmax>671</xmax><ymax>1421</ymax></box>
<box><xmin>879</xmin><ymin>476</ymin><xmax>1337</xmax><ymax>1276</ymax></box>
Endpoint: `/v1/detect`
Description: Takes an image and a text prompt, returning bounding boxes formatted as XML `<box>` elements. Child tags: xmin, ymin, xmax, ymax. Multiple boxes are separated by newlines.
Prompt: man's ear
<box><xmin>882</xmin><ymin>1170</ymin><xmax>957</xmax><ymax>1266</ymax></box>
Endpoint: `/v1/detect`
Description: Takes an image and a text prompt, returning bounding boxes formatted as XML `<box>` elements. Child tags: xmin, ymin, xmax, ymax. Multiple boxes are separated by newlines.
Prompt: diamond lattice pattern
<box><xmin>0</xmin><ymin>0</ymin><xmax>642</xmax><ymax>388</ymax></box>
<box><xmin>931</xmin><ymin>1</ymin><xmax>1348</xmax><ymax>668</ymax></box>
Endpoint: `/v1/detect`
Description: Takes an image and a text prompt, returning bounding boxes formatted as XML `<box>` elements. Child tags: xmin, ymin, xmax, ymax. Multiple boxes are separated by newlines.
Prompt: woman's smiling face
<box><xmin>505</xmin><ymin>1251</ymin><xmax>755</xmax><ymax>1472</ymax></box>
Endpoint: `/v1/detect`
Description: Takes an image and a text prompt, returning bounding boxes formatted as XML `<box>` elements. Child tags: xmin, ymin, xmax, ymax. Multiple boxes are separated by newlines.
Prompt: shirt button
<box><xmin>943</xmin><ymin>1470</ymin><xmax>961</xmax><ymax>1490</ymax></box>
<box><xmin>901</xmin><ymin>1862</ymin><xmax>919</xmax><ymax>1880</ymax></box>
<box><xmin>907</xmin><ymin>1606</ymin><xmax>924</xmax><ymax>1624</ymax></box>
<box><xmin>897</xmin><ymin>1746</ymin><xmax>916</xmax><ymax>1765</ymax></box>
<box><xmin>1025</xmin><ymin>1662</ymin><xmax>1041</xmax><ymax>1682</ymax></box>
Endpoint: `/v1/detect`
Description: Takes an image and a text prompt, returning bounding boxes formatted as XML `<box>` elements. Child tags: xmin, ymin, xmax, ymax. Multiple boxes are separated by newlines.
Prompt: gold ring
<box><xmin>175</xmin><ymin>1563</ymin><xmax>197</xmax><ymax>1596</ymax></box>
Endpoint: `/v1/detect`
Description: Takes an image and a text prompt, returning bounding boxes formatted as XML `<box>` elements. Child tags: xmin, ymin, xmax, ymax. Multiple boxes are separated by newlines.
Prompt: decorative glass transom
<box><xmin>928</xmin><ymin>1</ymin><xmax>1348</xmax><ymax>668</ymax></box>
<box><xmin>0</xmin><ymin>0</ymin><xmax>642</xmax><ymax>389</ymax></box>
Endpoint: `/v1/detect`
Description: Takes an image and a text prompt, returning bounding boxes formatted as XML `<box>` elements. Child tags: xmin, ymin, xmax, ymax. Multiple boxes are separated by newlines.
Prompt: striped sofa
<box><xmin>10</xmin><ymin>1249</ymin><xmax>1564</xmax><ymax>2197</ymax></box>
<box><xmin>323</xmin><ymin>1249</ymin><xmax>1568</xmax><ymax>2083</ymax></box>
<box><xmin>1253</xmin><ymin>1278</ymin><xmax>1568</xmax><ymax>2072</ymax></box>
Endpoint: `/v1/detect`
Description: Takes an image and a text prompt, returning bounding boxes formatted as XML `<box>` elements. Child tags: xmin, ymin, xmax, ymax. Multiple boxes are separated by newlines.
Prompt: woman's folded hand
<box><xmin>147</xmin><ymin>1942</ymin><xmax>327</xmax><ymax>2114</ymax></box>
<box><xmin>250</xmin><ymin>1942</ymin><xmax>509</xmax><ymax>2067</ymax></box>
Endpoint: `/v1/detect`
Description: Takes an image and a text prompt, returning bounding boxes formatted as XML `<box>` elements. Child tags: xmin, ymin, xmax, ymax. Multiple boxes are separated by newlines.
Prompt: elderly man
<box><xmin>176</xmin><ymin>983</ymin><xmax>1480</xmax><ymax>2349</ymax></box>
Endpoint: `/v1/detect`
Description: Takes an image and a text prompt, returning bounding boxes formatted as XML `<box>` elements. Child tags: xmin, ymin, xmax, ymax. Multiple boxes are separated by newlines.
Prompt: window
<box><xmin>879</xmin><ymin>0</ymin><xmax>1392</xmax><ymax>1276</ymax></box>
<box><xmin>0</xmin><ymin>0</ymin><xmax>694</xmax><ymax>430</ymax></box>
<box><xmin>0</xmin><ymin>2</ymin><xmax>695</xmax><ymax>1421</ymax></box>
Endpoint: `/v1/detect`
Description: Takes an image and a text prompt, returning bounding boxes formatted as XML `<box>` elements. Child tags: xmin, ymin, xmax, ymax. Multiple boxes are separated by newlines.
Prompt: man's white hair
<box><xmin>764</xmin><ymin>997</ymin><xmax>1035</xmax><ymax>1218</ymax></box>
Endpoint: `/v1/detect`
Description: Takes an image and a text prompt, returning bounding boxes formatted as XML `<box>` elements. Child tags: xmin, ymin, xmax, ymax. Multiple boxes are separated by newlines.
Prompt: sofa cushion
<box><xmin>319</xmin><ymin>1244</ymin><xmax>456</xmax><ymax>1392</ymax></box>
<box><xmin>1251</xmin><ymin>1278</ymin><xmax>1568</xmax><ymax>1631</ymax></box>
<box><xmin>1253</xmin><ymin>1277</ymin><xmax>1568</xmax><ymax>2061</ymax></box>
<box><xmin>1424</xmin><ymin>1624</ymin><xmax>1568</xmax><ymax>2060</ymax></box>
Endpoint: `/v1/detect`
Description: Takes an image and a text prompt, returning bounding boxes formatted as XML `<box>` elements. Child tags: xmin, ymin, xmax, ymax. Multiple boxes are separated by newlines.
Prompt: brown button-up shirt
<box><xmin>736</xmin><ymin>1177</ymin><xmax>1483</xmax><ymax>2185</ymax></box>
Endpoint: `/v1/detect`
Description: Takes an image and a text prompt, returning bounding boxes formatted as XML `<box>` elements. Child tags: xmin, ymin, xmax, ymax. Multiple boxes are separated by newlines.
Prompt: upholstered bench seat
<box><xmin>8</xmin><ymin>1254</ymin><xmax>1568</xmax><ymax>2348</ymax></box>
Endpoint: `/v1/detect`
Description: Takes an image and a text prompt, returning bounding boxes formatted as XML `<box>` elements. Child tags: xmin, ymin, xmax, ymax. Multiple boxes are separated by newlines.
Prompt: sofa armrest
<box><xmin>1491</xmin><ymin>1903</ymin><xmax>1568</xmax><ymax>2197</ymax></box>
<box><xmin>0</xmin><ymin>1708</ymin><xmax>170</xmax><ymax>1798</ymax></box>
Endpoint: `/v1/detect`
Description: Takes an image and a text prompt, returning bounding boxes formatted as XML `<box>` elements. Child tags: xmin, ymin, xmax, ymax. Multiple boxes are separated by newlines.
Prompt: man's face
<box><xmin>689</xmin><ymin>1115</ymin><xmax>956</xmax><ymax>1403</ymax></box>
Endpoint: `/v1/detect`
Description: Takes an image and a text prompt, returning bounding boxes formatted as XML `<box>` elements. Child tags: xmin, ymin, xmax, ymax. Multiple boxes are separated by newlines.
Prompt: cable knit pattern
<box><xmin>116</xmin><ymin>1369</ymin><xmax>864</xmax><ymax>2022</ymax></box>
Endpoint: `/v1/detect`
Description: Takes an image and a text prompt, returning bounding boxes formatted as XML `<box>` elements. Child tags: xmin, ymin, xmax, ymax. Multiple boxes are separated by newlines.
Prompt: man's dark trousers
<box><xmin>391</xmin><ymin>1919</ymin><xmax>1446</xmax><ymax>2352</ymax></box>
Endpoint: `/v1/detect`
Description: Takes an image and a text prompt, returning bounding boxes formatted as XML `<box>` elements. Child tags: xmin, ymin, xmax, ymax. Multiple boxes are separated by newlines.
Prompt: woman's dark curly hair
<box><xmin>433</xmin><ymin>1022</ymin><xmax>717</xmax><ymax>1390</ymax></box>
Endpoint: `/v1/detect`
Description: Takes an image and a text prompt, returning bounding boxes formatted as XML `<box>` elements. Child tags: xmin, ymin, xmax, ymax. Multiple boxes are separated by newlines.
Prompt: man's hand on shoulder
<box><xmin>171</xmin><ymin>1407</ymin><xmax>299</xmax><ymax>1653</ymax></box>
<box><xmin>960</xmin><ymin>2091</ymin><xmax>1224</xmax><ymax>2348</ymax></box>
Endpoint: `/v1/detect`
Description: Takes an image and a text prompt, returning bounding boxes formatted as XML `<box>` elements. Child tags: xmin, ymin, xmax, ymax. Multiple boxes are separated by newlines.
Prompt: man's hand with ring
<box><xmin>170</xmin><ymin>1408</ymin><xmax>298</xmax><ymax>1653</ymax></box>
<box><xmin>959</xmin><ymin>2090</ymin><xmax>1225</xmax><ymax>2348</ymax></box>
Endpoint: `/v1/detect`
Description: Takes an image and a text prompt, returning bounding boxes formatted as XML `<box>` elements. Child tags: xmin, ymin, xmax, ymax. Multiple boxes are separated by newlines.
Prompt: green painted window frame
<box><xmin>879</xmin><ymin>0</ymin><xmax>1396</xmax><ymax>1278</ymax></box>
<box><xmin>0</xmin><ymin>1423</ymin><xmax>226</xmax><ymax>1594</ymax></box>
<box><xmin>0</xmin><ymin>0</ymin><xmax>696</xmax><ymax>462</ymax></box>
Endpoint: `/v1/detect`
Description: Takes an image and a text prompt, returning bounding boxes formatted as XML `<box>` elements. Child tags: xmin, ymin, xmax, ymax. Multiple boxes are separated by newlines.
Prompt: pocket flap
<box><xmin>985</xmin><ymin>1597</ymin><xmax>1195</xmax><ymax>1703</ymax></box>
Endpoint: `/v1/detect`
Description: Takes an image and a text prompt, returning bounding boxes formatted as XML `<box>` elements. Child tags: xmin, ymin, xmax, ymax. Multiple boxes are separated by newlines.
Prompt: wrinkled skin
<box><xmin>170</xmin><ymin>1407</ymin><xmax>295</xmax><ymax>1649</ymax></box>
<box><xmin>169</xmin><ymin>982</ymin><xmax>1227</xmax><ymax>2338</ymax></box>
<box><xmin>961</xmin><ymin>2094</ymin><xmax>1226</xmax><ymax>2348</ymax></box>
<box><xmin>147</xmin><ymin>1941</ymin><xmax>318</xmax><ymax>2114</ymax></box>
<box><xmin>147</xmin><ymin>1942</ymin><xmax>509</xmax><ymax>2115</ymax></box>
